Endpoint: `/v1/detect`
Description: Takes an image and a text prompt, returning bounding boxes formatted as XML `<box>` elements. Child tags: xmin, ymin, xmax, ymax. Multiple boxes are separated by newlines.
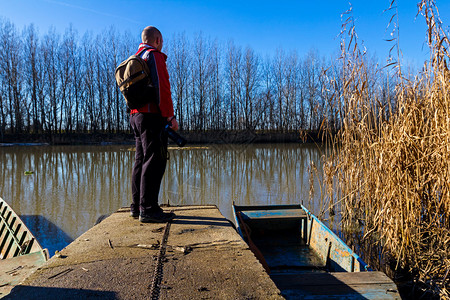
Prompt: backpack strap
<box><xmin>137</xmin><ymin>47</ymin><xmax>157</xmax><ymax>86</ymax></box>
<box><xmin>137</xmin><ymin>47</ymin><xmax>156</xmax><ymax>58</ymax></box>
<box><xmin>137</xmin><ymin>47</ymin><xmax>148</xmax><ymax>57</ymax></box>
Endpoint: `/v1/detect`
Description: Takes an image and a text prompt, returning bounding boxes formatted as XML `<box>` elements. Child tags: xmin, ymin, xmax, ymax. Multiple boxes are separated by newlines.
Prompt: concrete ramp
<box><xmin>5</xmin><ymin>206</ymin><xmax>282</xmax><ymax>299</ymax></box>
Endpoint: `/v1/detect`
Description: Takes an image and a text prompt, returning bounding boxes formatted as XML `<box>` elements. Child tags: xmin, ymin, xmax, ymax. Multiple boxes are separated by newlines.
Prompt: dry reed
<box><xmin>323</xmin><ymin>1</ymin><xmax>450</xmax><ymax>298</ymax></box>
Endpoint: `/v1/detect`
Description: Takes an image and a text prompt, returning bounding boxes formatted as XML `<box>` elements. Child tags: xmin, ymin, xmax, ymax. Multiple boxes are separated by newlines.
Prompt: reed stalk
<box><xmin>323</xmin><ymin>1</ymin><xmax>450</xmax><ymax>297</ymax></box>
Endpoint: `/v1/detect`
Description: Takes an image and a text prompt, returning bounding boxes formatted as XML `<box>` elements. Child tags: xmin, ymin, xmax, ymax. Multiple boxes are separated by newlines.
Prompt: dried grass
<box><xmin>323</xmin><ymin>1</ymin><xmax>450</xmax><ymax>297</ymax></box>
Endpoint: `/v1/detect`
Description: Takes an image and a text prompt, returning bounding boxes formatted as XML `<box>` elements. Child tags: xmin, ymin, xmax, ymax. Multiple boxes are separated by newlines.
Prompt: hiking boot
<box><xmin>130</xmin><ymin>211</ymin><xmax>139</xmax><ymax>219</ymax></box>
<box><xmin>139</xmin><ymin>211</ymin><xmax>176</xmax><ymax>223</ymax></box>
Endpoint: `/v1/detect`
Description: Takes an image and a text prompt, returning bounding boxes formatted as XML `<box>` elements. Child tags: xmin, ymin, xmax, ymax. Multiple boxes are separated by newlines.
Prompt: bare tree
<box><xmin>23</xmin><ymin>24</ymin><xmax>43</xmax><ymax>133</ymax></box>
<box><xmin>80</xmin><ymin>32</ymin><xmax>97</xmax><ymax>131</ymax></box>
<box><xmin>259</xmin><ymin>56</ymin><xmax>275</xmax><ymax>131</ymax></box>
<box><xmin>167</xmin><ymin>32</ymin><xmax>190</xmax><ymax>131</ymax></box>
<box><xmin>303</xmin><ymin>49</ymin><xmax>321</xmax><ymax>130</ymax></box>
<box><xmin>191</xmin><ymin>32</ymin><xmax>212</xmax><ymax>131</ymax></box>
<box><xmin>206</xmin><ymin>39</ymin><xmax>221</xmax><ymax>130</ymax></box>
<box><xmin>59</xmin><ymin>25</ymin><xmax>78</xmax><ymax>133</ymax></box>
<box><xmin>71</xmin><ymin>31</ymin><xmax>83</xmax><ymax>132</ymax></box>
<box><xmin>273</xmin><ymin>49</ymin><xmax>288</xmax><ymax>131</ymax></box>
<box><xmin>99</xmin><ymin>27</ymin><xmax>121</xmax><ymax>132</ymax></box>
<box><xmin>94</xmin><ymin>34</ymin><xmax>106</xmax><ymax>132</ymax></box>
<box><xmin>42</xmin><ymin>27</ymin><xmax>61</xmax><ymax>133</ymax></box>
<box><xmin>0</xmin><ymin>21</ymin><xmax>24</xmax><ymax>133</ymax></box>
<box><xmin>117</xmin><ymin>30</ymin><xmax>138</xmax><ymax>132</ymax></box>
<box><xmin>283</xmin><ymin>51</ymin><xmax>299</xmax><ymax>131</ymax></box>
<box><xmin>242</xmin><ymin>47</ymin><xmax>260</xmax><ymax>130</ymax></box>
<box><xmin>226</xmin><ymin>41</ymin><xmax>243</xmax><ymax>130</ymax></box>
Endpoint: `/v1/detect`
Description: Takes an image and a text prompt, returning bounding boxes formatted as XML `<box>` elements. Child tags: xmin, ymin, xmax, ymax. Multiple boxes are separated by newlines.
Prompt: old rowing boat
<box><xmin>232</xmin><ymin>203</ymin><xmax>401</xmax><ymax>299</ymax></box>
<box><xmin>0</xmin><ymin>197</ymin><xmax>48</xmax><ymax>297</ymax></box>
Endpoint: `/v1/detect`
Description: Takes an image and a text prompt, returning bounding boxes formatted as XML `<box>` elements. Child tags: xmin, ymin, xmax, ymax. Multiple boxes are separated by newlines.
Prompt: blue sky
<box><xmin>1</xmin><ymin>0</ymin><xmax>449</xmax><ymax>66</ymax></box>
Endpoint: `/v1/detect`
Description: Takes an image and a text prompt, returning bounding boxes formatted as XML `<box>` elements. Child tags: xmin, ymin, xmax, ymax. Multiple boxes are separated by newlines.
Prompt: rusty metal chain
<box><xmin>149</xmin><ymin>215</ymin><xmax>173</xmax><ymax>300</ymax></box>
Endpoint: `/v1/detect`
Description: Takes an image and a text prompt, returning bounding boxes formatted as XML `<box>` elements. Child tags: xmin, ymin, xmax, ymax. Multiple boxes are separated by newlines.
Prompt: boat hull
<box><xmin>232</xmin><ymin>203</ymin><xmax>369</xmax><ymax>273</ymax></box>
<box><xmin>0</xmin><ymin>197</ymin><xmax>48</xmax><ymax>260</ymax></box>
<box><xmin>0</xmin><ymin>197</ymin><xmax>49</xmax><ymax>297</ymax></box>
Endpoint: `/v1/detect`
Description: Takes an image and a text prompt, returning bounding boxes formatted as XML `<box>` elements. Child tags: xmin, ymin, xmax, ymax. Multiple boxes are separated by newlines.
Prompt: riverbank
<box><xmin>0</xmin><ymin>130</ymin><xmax>324</xmax><ymax>146</ymax></box>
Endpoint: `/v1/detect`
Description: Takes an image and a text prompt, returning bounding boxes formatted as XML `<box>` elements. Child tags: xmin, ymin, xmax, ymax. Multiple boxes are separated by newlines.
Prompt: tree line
<box><xmin>0</xmin><ymin>20</ymin><xmax>397</xmax><ymax>137</ymax></box>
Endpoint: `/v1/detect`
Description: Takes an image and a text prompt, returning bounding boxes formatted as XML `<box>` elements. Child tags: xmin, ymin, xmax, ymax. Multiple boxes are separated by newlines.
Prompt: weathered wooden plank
<box><xmin>280</xmin><ymin>285</ymin><xmax>400</xmax><ymax>300</ymax></box>
<box><xmin>0</xmin><ymin>202</ymin><xmax>6</xmax><ymax>217</ymax></box>
<box><xmin>24</xmin><ymin>238</ymin><xmax>36</xmax><ymax>255</ymax></box>
<box><xmin>329</xmin><ymin>271</ymin><xmax>399</xmax><ymax>285</ymax></box>
<box><xmin>271</xmin><ymin>271</ymin><xmax>396</xmax><ymax>288</ymax></box>
<box><xmin>0</xmin><ymin>225</ymin><xmax>12</xmax><ymax>256</ymax></box>
<box><xmin>271</xmin><ymin>271</ymin><xmax>400</xmax><ymax>299</ymax></box>
<box><xmin>13</xmin><ymin>230</ymin><xmax>28</xmax><ymax>257</ymax></box>
<box><xmin>3</xmin><ymin>217</ymin><xmax>24</xmax><ymax>259</ymax></box>
<box><xmin>4</xmin><ymin>236</ymin><xmax>15</xmax><ymax>258</ymax></box>
<box><xmin>0</xmin><ymin>223</ymin><xmax>7</xmax><ymax>251</ymax></box>
<box><xmin>0</xmin><ymin>251</ymin><xmax>48</xmax><ymax>297</ymax></box>
<box><xmin>0</xmin><ymin>210</ymin><xmax>13</xmax><ymax>251</ymax></box>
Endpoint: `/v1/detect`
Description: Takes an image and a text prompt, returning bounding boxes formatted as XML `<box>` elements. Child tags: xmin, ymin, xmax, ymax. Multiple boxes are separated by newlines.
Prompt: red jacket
<box><xmin>130</xmin><ymin>43</ymin><xmax>174</xmax><ymax>117</ymax></box>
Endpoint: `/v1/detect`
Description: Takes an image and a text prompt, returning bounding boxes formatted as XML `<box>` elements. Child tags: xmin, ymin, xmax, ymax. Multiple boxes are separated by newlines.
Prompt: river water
<box><xmin>0</xmin><ymin>143</ymin><xmax>327</xmax><ymax>256</ymax></box>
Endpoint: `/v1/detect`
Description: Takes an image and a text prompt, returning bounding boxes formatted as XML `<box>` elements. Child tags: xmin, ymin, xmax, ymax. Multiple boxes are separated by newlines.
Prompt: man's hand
<box><xmin>167</xmin><ymin>117</ymin><xmax>179</xmax><ymax>131</ymax></box>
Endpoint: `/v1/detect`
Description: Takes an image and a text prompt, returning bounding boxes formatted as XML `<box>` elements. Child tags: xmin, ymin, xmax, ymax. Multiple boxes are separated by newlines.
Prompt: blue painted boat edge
<box><xmin>233</xmin><ymin>204</ymin><xmax>302</xmax><ymax>211</ymax></box>
<box><xmin>232</xmin><ymin>202</ymin><xmax>244</xmax><ymax>239</ymax></box>
<box><xmin>300</xmin><ymin>204</ymin><xmax>372</xmax><ymax>271</ymax></box>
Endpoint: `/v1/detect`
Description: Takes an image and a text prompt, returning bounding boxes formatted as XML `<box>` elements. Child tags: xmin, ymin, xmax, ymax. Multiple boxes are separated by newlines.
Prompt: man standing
<box><xmin>129</xmin><ymin>26</ymin><xmax>178</xmax><ymax>223</ymax></box>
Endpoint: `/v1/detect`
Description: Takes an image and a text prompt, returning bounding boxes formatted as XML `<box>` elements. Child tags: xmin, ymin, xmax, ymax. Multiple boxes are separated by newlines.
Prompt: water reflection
<box><xmin>162</xmin><ymin>144</ymin><xmax>325</xmax><ymax>221</ymax></box>
<box><xmin>19</xmin><ymin>215</ymin><xmax>73</xmax><ymax>257</ymax></box>
<box><xmin>0</xmin><ymin>143</ymin><xmax>324</xmax><ymax>255</ymax></box>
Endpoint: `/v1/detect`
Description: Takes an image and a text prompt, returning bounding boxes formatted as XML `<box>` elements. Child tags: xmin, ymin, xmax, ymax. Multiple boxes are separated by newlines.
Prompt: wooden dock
<box><xmin>3</xmin><ymin>206</ymin><xmax>400</xmax><ymax>299</ymax></box>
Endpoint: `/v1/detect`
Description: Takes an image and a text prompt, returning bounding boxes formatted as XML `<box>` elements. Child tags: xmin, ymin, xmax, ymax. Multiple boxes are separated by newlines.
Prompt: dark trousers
<box><xmin>130</xmin><ymin>113</ymin><xmax>168</xmax><ymax>215</ymax></box>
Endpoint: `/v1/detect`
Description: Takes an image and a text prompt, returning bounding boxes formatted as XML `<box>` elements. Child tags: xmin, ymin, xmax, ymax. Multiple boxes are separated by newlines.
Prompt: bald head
<box><xmin>142</xmin><ymin>26</ymin><xmax>162</xmax><ymax>44</ymax></box>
